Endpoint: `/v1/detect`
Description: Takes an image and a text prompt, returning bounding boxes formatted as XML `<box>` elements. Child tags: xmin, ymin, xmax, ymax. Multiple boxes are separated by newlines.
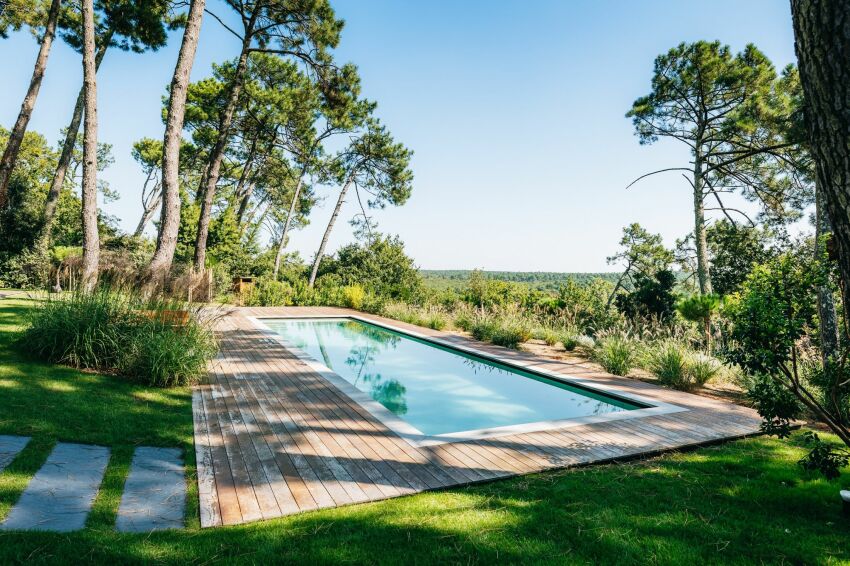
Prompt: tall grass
<box><xmin>592</xmin><ymin>334</ymin><xmax>637</xmax><ymax>376</ymax></box>
<box><xmin>381</xmin><ymin>302</ymin><xmax>449</xmax><ymax>330</ymax></box>
<box><xmin>645</xmin><ymin>339</ymin><xmax>723</xmax><ymax>391</ymax></box>
<box><xmin>18</xmin><ymin>289</ymin><xmax>218</xmax><ymax>387</ymax></box>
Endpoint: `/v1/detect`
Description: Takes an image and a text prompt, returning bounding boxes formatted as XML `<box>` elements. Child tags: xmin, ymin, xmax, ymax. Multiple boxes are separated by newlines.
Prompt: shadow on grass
<box><xmin>0</xmin><ymin>437</ymin><xmax>847</xmax><ymax>564</ymax></box>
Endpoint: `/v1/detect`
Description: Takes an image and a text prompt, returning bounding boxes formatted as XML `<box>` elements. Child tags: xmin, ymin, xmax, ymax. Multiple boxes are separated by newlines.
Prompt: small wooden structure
<box><xmin>233</xmin><ymin>277</ymin><xmax>255</xmax><ymax>295</ymax></box>
<box><xmin>233</xmin><ymin>276</ymin><xmax>255</xmax><ymax>306</ymax></box>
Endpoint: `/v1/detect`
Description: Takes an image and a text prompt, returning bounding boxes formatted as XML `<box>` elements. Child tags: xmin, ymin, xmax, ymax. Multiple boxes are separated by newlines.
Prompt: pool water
<box><xmin>263</xmin><ymin>318</ymin><xmax>640</xmax><ymax>436</ymax></box>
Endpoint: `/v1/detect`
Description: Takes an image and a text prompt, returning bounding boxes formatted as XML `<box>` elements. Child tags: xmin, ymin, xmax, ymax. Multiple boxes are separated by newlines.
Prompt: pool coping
<box><xmin>247</xmin><ymin>315</ymin><xmax>687</xmax><ymax>448</ymax></box>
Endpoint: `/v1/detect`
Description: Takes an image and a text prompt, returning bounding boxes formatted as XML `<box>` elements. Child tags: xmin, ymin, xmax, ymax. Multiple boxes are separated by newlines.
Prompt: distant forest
<box><xmin>420</xmin><ymin>270</ymin><xmax>622</xmax><ymax>291</ymax></box>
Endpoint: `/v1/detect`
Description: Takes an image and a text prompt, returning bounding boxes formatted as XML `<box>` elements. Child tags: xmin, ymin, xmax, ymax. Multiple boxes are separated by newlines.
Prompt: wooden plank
<box><xmin>192</xmin><ymin>389</ymin><xmax>222</xmax><ymax>527</ymax></box>
<box><xmin>205</xmin><ymin>373</ymin><xmax>263</xmax><ymax>524</ymax></box>
<box><xmin>200</xmin><ymin>384</ymin><xmax>243</xmax><ymax>526</ymax></box>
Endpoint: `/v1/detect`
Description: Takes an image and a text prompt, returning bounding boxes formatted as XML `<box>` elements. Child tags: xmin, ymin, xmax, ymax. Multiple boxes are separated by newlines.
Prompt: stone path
<box><xmin>116</xmin><ymin>447</ymin><xmax>186</xmax><ymax>532</ymax></box>
<box><xmin>0</xmin><ymin>440</ymin><xmax>186</xmax><ymax>533</ymax></box>
<box><xmin>0</xmin><ymin>435</ymin><xmax>30</xmax><ymax>473</ymax></box>
<box><xmin>1</xmin><ymin>443</ymin><xmax>110</xmax><ymax>532</ymax></box>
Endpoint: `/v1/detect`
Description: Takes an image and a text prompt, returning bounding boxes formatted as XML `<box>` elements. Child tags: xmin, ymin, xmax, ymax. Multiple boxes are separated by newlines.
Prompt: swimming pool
<box><xmin>258</xmin><ymin>317</ymin><xmax>652</xmax><ymax>440</ymax></box>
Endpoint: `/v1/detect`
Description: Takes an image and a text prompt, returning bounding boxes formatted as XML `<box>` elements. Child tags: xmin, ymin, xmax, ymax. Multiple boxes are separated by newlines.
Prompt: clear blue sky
<box><xmin>0</xmin><ymin>0</ymin><xmax>798</xmax><ymax>271</ymax></box>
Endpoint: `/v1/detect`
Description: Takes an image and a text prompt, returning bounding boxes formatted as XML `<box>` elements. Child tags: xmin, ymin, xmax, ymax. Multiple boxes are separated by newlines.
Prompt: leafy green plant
<box><xmin>243</xmin><ymin>278</ymin><xmax>293</xmax><ymax>307</ymax></box>
<box><xmin>342</xmin><ymin>284</ymin><xmax>366</xmax><ymax>310</ymax></box>
<box><xmin>676</xmin><ymin>293</ymin><xmax>721</xmax><ymax>352</ymax></box>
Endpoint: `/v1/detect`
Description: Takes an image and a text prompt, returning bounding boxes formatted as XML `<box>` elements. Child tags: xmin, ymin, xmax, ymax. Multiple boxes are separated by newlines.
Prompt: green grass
<box><xmin>0</xmin><ymin>298</ymin><xmax>848</xmax><ymax>564</ymax></box>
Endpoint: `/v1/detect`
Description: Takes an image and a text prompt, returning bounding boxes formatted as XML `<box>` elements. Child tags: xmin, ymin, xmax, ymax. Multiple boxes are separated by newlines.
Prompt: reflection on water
<box><xmin>266</xmin><ymin>318</ymin><xmax>637</xmax><ymax>436</ymax></box>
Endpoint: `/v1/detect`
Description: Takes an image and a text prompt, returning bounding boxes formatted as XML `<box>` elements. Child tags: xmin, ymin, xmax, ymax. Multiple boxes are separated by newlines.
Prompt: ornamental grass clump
<box><xmin>592</xmin><ymin>334</ymin><xmax>637</xmax><ymax>376</ymax></box>
<box><xmin>17</xmin><ymin>289</ymin><xmax>218</xmax><ymax>387</ymax></box>
<box><xmin>646</xmin><ymin>340</ymin><xmax>723</xmax><ymax>391</ymax></box>
<box><xmin>647</xmin><ymin>340</ymin><xmax>689</xmax><ymax>389</ymax></box>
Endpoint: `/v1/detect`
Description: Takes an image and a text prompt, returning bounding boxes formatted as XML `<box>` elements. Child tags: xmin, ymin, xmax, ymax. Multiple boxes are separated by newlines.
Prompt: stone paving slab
<box><xmin>0</xmin><ymin>442</ymin><xmax>110</xmax><ymax>532</ymax></box>
<box><xmin>0</xmin><ymin>435</ymin><xmax>30</xmax><ymax>473</ymax></box>
<box><xmin>116</xmin><ymin>447</ymin><xmax>186</xmax><ymax>532</ymax></box>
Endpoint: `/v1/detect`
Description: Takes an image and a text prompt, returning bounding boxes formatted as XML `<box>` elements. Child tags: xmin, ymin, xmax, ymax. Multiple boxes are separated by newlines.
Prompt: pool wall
<box><xmin>248</xmin><ymin>314</ymin><xmax>688</xmax><ymax>447</ymax></box>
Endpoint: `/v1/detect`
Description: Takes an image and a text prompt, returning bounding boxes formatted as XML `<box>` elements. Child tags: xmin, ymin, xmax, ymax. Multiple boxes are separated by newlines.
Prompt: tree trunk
<box><xmin>309</xmin><ymin>179</ymin><xmax>353</xmax><ymax>287</ymax></box>
<box><xmin>80</xmin><ymin>0</ymin><xmax>99</xmax><ymax>291</ymax></box>
<box><xmin>234</xmin><ymin>136</ymin><xmax>259</xmax><ymax>226</ymax></box>
<box><xmin>815</xmin><ymin>183</ymin><xmax>840</xmax><ymax>363</ymax></box>
<box><xmin>693</xmin><ymin>152</ymin><xmax>712</xmax><ymax>295</ymax></box>
<box><xmin>273</xmin><ymin>171</ymin><xmax>305</xmax><ymax>279</ymax></box>
<box><xmin>37</xmin><ymin>33</ymin><xmax>112</xmax><ymax>250</ymax></box>
<box><xmin>792</xmin><ymin>0</ymin><xmax>850</xmax><ymax>324</ymax></box>
<box><xmin>193</xmin><ymin>16</ymin><xmax>256</xmax><ymax>270</ymax></box>
<box><xmin>606</xmin><ymin>262</ymin><xmax>632</xmax><ymax>309</ymax></box>
<box><xmin>146</xmin><ymin>0</ymin><xmax>206</xmax><ymax>283</ymax></box>
<box><xmin>134</xmin><ymin>190</ymin><xmax>162</xmax><ymax>237</ymax></box>
<box><xmin>0</xmin><ymin>0</ymin><xmax>61</xmax><ymax>209</ymax></box>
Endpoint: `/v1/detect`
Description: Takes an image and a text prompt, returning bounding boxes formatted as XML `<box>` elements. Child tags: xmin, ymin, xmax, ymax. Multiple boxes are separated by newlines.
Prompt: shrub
<box><xmin>453</xmin><ymin>309</ymin><xmax>473</xmax><ymax>331</ymax></box>
<box><xmin>647</xmin><ymin>340</ymin><xmax>688</xmax><ymax>388</ymax></box>
<box><xmin>17</xmin><ymin>289</ymin><xmax>217</xmax><ymax>387</ymax></box>
<box><xmin>490</xmin><ymin>323</ymin><xmax>532</xmax><ymax>348</ymax></box>
<box><xmin>686</xmin><ymin>352</ymin><xmax>722</xmax><ymax>388</ymax></box>
<box><xmin>533</xmin><ymin>327</ymin><xmax>560</xmax><ymax>346</ymax></box>
<box><xmin>342</xmin><ymin>284</ymin><xmax>366</xmax><ymax>310</ymax></box>
<box><xmin>470</xmin><ymin>318</ymin><xmax>499</xmax><ymax>342</ymax></box>
<box><xmin>593</xmin><ymin>335</ymin><xmax>636</xmax><ymax>376</ymax></box>
<box><xmin>561</xmin><ymin>333</ymin><xmax>578</xmax><ymax>351</ymax></box>
<box><xmin>646</xmin><ymin>341</ymin><xmax>723</xmax><ymax>391</ymax></box>
<box><xmin>574</xmin><ymin>334</ymin><xmax>596</xmax><ymax>351</ymax></box>
<box><xmin>243</xmin><ymin>278</ymin><xmax>293</xmax><ymax>307</ymax></box>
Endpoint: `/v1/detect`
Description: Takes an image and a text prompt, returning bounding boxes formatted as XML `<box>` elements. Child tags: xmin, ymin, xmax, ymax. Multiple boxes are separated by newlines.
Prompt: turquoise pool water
<box><xmin>263</xmin><ymin>318</ymin><xmax>640</xmax><ymax>436</ymax></box>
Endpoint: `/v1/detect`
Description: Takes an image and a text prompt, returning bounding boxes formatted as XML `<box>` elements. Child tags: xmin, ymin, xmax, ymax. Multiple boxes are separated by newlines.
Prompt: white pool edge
<box><xmin>246</xmin><ymin>314</ymin><xmax>688</xmax><ymax>448</ymax></box>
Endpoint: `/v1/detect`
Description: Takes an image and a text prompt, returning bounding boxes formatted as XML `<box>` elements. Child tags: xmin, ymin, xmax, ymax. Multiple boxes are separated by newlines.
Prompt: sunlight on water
<box><xmin>263</xmin><ymin>319</ymin><xmax>638</xmax><ymax>436</ymax></box>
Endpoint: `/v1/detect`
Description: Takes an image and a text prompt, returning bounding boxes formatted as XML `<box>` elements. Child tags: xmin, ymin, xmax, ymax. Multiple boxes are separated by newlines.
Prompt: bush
<box><xmin>533</xmin><ymin>327</ymin><xmax>560</xmax><ymax>346</ymax></box>
<box><xmin>647</xmin><ymin>341</ymin><xmax>688</xmax><ymax>388</ymax></box>
<box><xmin>686</xmin><ymin>352</ymin><xmax>722</xmax><ymax>388</ymax></box>
<box><xmin>593</xmin><ymin>335</ymin><xmax>636</xmax><ymax>376</ymax></box>
<box><xmin>646</xmin><ymin>341</ymin><xmax>723</xmax><ymax>391</ymax></box>
<box><xmin>17</xmin><ymin>289</ymin><xmax>217</xmax><ymax>387</ymax></box>
<box><xmin>243</xmin><ymin>278</ymin><xmax>293</xmax><ymax>307</ymax></box>
<box><xmin>490</xmin><ymin>323</ymin><xmax>532</xmax><ymax>348</ymax></box>
<box><xmin>574</xmin><ymin>334</ymin><xmax>596</xmax><ymax>351</ymax></box>
<box><xmin>342</xmin><ymin>284</ymin><xmax>366</xmax><ymax>310</ymax></box>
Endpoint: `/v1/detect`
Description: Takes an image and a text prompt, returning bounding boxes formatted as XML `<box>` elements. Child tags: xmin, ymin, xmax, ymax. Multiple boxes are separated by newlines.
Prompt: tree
<box><xmin>706</xmin><ymin>220</ymin><xmax>772</xmax><ymax>296</ymax></box>
<box><xmin>676</xmin><ymin>293</ymin><xmax>721</xmax><ymax>353</ymax></box>
<box><xmin>79</xmin><ymin>0</ymin><xmax>99</xmax><ymax>290</ymax></box>
<box><xmin>314</xmin><ymin>233</ymin><xmax>421</xmax><ymax>301</ymax></box>
<box><xmin>131</xmin><ymin>138</ymin><xmax>163</xmax><ymax>237</ymax></box>
<box><xmin>272</xmin><ymin>63</ymin><xmax>370</xmax><ymax>279</ymax></box>
<box><xmin>627</xmin><ymin>41</ymin><xmax>794</xmax><ymax>295</ymax></box>
<box><xmin>39</xmin><ymin>0</ymin><xmax>172</xmax><ymax>251</ymax></box>
<box><xmin>191</xmin><ymin>0</ymin><xmax>344</xmax><ymax>271</ymax></box>
<box><xmin>615</xmin><ymin>269</ymin><xmax>677</xmax><ymax>322</ymax></box>
<box><xmin>308</xmin><ymin>119</ymin><xmax>413</xmax><ymax>287</ymax></box>
<box><xmin>0</xmin><ymin>0</ymin><xmax>61</xmax><ymax>209</ymax></box>
<box><xmin>791</xmin><ymin>1</ymin><xmax>850</xmax><ymax>324</ymax></box>
<box><xmin>726</xmin><ymin>248</ymin><xmax>850</xmax><ymax>478</ymax></box>
<box><xmin>146</xmin><ymin>0</ymin><xmax>205</xmax><ymax>282</ymax></box>
<box><xmin>606</xmin><ymin>223</ymin><xmax>673</xmax><ymax>307</ymax></box>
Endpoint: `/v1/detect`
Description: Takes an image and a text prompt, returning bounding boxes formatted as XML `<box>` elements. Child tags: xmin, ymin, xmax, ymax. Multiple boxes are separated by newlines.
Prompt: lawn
<box><xmin>0</xmin><ymin>297</ymin><xmax>848</xmax><ymax>564</ymax></box>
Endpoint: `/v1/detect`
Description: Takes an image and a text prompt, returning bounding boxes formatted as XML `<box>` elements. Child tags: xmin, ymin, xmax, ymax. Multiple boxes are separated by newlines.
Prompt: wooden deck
<box><xmin>193</xmin><ymin>307</ymin><xmax>762</xmax><ymax>527</ymax></box>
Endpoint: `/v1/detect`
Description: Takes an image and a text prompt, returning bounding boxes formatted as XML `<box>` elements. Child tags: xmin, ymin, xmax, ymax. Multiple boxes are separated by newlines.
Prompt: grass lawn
<box><xmin>0</xmin><ymin>297</ymin><xmax>848</xmax><ymax>564</ymax></box>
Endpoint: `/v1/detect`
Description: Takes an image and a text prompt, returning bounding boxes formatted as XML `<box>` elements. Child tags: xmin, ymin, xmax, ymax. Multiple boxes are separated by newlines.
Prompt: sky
<box><xmin>0</xmin><ymin>0</ymin><xmax>799</xmax><ymax>272</ymax></box>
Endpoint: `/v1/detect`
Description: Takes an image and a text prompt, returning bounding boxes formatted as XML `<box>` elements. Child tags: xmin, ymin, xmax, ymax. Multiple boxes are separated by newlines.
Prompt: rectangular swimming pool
<box><xmin>260</xmin><ymin>317</ymin><xmax>646</xmax><ymax>438</ymax></box>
